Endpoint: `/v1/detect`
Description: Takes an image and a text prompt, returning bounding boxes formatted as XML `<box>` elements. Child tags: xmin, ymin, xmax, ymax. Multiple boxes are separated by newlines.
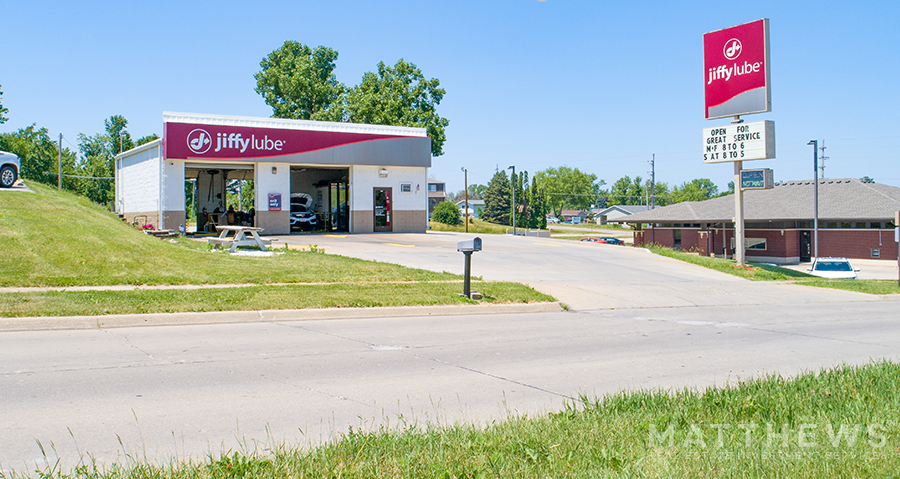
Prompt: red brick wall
<box><xmin>815</xmin><ymin>230</ymin><xmax>898</xmax><ymax>260</ymax></box>
<box><xmin>634</xmin><ymin>227</ymin><xmax>898</xmax><ymax>261</ymax></box>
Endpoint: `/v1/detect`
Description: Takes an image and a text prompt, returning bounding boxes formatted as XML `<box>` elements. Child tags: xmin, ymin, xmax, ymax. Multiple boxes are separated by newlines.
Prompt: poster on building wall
<box><xmin>268</xmin><ymin>193</ymin><xmax>282</xmax><ymax>211</ymax></box>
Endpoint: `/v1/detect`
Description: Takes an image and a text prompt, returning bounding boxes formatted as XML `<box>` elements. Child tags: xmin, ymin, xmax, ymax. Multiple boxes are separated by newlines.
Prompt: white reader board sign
<box><xmin>702</xmin><ymin>120</ymin><xmax>775</xmax><ymax>163</ymax></box>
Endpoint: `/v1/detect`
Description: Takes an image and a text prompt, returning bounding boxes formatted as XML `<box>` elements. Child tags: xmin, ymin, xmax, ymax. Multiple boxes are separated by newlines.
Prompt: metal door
<box><xmin>374</xmin><ymin>188</ymin><xmax>392</xmax><ymax>232</ymax></box>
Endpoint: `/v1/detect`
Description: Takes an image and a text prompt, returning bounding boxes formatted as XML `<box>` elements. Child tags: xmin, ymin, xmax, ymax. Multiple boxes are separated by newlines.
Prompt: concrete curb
<box><xmin>0</xmin><ymin>302</ymin><xmax>564</xmax><ymax>332</ymax></box>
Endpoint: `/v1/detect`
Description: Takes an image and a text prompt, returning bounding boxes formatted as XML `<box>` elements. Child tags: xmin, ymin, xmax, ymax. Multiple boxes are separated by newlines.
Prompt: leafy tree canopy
<box><xmin>0</xmin><ymin>85</ymin><xmax>8</xmax><ymax>124</ymax></box>
<box><xmin>255</xmin><ymin>43</ymin><xmax>449</xmax><ymax>156</ymax></box>
<box><xmin>669</xmin><ymin>178</ymin><xmax>719</xmax><ymax>203</ymax></box>
<box><xmin>533</xmin><ymin>166</ymin><xmax>603</xmax><ymax>215</ymax></box>
<box><xmin>342</xmin><ymin>59</ymin><xmax>448</xmax><ymax>156</ymax></box>
<box><xmin>0</xmin><ymin>125</ymin><xmax>77</xmax><ymax>183</ymax></box>
<box><xmin>254</xmin><ymin>41</ymin><xmax>344</xmax><ymax>120</ymax></box>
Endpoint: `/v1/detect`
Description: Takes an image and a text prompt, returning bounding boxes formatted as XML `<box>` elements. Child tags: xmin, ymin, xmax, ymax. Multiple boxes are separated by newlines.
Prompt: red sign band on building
<box><xmin>165</xmin><ymin>122</ymin><xmax>411</xmax><ymax>160</ymax></box>
<box><xmin>703</xmin><ymin>18</ymin><xmax>771</xmax><ymax>120</ymax></box>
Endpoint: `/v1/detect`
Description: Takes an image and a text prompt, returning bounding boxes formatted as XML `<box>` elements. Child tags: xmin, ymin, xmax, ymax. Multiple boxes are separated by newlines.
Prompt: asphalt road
<box><xmin>2</xmin><ymin>232</ymin><xmax>898</xmax><ymax>472</ymax></box>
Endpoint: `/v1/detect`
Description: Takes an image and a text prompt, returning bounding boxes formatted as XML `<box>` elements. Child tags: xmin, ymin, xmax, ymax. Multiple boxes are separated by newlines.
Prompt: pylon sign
<box><xmin>704</xmin><ymin>19</ymin><xmax>771</xmax><ymax>120</ymax></box>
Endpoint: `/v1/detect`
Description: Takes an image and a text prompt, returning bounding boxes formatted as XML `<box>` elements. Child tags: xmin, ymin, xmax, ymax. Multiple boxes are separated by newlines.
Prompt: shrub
<box><xmin>431</xmin><ymin>200</ymin><xmax>460</xmax><ymax>225</ymax></box>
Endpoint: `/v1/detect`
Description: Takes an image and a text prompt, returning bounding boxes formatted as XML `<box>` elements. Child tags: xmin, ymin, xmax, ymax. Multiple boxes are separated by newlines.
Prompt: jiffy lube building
<box><xmin>115</xmin><ymin>112</ymin><xmax>432</xmax><ymax>234</ymax></box>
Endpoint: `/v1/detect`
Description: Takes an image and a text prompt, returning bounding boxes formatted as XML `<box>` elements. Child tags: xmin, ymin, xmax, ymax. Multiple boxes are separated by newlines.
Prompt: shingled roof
<box><xmin>623</xmin><ymin>179</ymin><xmax>900</xmax><ymax>223</ymax></box>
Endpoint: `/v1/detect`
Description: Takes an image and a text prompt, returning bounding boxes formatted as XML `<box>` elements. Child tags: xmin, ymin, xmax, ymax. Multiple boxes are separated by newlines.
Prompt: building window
<box><xmin>827</xmin><ymin>222</ymin><xmax>838</xmax><ymax>229</ymax></box>
<box><xmin>400</xmin><ymin>183</ymin><xmax>412</xmax><ymax>193</ymax></box>
<box><xmin>428</xmin><ymin>198</ymin><xmax>437</xmax><ymax>205</ymax></box>
<box><xmin>841</xmin><ymin>222</ymin><xmax>852</xmax><ymax>228</ymax></box>
<box><xmin>872</xmin><ymin>248</ymin><xmax>881</xmax><ymax>258</ymax></box>
<box><xmin>869</xmin><ymin>222</ymin><xmax>883</xmax><ymax>229</ymax></box>
<box><xmin>734</xmin><ymin>238</ymin><xmax>767</xmax><ymax>250</ymax></box>
<box><xmin>746</xmin><ymin>238</ymin><xmax>767</xmax><ymax>250</ymax></box>
<box><xmin>855</xmin><ymin>222</ymin><xmax>866</xmax><ymax>229</ymax></box>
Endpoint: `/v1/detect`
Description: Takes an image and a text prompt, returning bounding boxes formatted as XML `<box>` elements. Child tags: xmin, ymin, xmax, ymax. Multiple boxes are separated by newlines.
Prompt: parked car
<box><xmin>0</xmin><ymin>151</ymin><xmax>21</xmax><ymax>188</ymax></box>
<box><xmin>546</xmin><ymin>216</ymin><xmax>560</xmax><ymax>224</ymax></box>
<box><xmin>807</xmin><ymin>257</ymin><xmax>859</xmax><ymax>279</ymax></box>
<box><xmin>289</xmin><ymin>193</ymin><xmax>319</xmax><ymax>231</ymax></box>
<box><xmin>580</xmin><ymin>236</ymin><xmax>624</xmax><ymax>245</ymax></box>
<box><xmin>597</xmin><ymin>237</ymin><xmax>624</xmax><ymax>245</ymax></box>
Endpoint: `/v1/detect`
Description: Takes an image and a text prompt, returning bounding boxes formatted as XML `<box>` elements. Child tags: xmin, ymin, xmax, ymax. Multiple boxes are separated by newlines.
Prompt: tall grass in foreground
<box><xmin>10</xmin><ymin>361</ymin><xmax>900</xmax><ymax>478</ymax></box>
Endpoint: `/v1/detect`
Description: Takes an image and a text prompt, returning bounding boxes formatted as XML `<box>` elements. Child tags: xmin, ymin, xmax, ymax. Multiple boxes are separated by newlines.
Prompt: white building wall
<box><xmin>161</xmin><ymin>159</ymin><xmax>185</xmax><ymax>211</ymax></box>
<box><xmin>118</xmin><ymin>142</ymin><xmax>161</xmax><ymax>214</ymax></box>
<box><xmin>254</xmin><ymin>162</ymin><xmax>291</xmax><ymax>234</ymax></box>
<box><xmin>350</xmin><ymin>165</ymin><xmax>427</xmax><ymax>212</ymax></box>
<box><xmin>350</xmin><ymin>165</ymin><xmax>428</xmax><ymax>232</ymax></box>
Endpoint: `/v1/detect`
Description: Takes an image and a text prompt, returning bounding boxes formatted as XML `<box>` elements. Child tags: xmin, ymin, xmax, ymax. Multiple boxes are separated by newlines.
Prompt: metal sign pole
<box><xmin>463</xmin><ymin>251</ymin><xmax>472</xmax><ymax>298</ymax></box>
<box><xmin>734</xmin><ymin>160</ymin><xmax>745</xmax><ymax>266</ymax></box>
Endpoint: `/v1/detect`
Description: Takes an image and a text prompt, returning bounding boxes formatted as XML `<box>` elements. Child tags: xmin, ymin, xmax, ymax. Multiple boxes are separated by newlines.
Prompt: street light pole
<box><xmin>507</xmin><ymin>165</ymin><xmax>516</xmax><ymax>236</ymax></box>
<box><xmin>808</xmin><ymin>140</ymin><xmax>819</xmax><ymax>263</ymax></box>
<box><xmin>461</xmin><ymin>167</ymin><xmax>469</xmax><ymax>233</ymax></box>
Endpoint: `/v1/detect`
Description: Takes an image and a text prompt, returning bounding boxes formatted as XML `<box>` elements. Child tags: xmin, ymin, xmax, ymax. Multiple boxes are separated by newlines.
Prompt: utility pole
<box><xmin>507</xmin><ymin>165</ymin><xmax>516</xmax><ymax>235</ymax></box>
<box><xmin>461</xmin><ymin>167</ymin><xmax>469</xmax><ymax>233</ymax></box>
<box><xmin>649</xmin><ymin>154</ymin><xmax>656</xmax><ymax>209</ymax></box>
<box><xmin>58</xmin><ymin>133</ymin><xmax>62</xmax><ymax>190</ymax></box>
<box><xmin>818</xmin><ymin>140</ymin><xmax>828</xmax><ymax>179</ymax></box>
<box><xmin>809</xmin><ymin>140</ymin><xmax>820</xmax><ymax>262</ymax></box>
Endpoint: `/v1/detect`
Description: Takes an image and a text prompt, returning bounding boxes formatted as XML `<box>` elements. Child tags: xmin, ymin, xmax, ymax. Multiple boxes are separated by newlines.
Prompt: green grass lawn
<box><xmin>647</xmin><ymin>245</ymin><xmax>900</xmax><ymax>294</ymax></box>
<box><xmin>0</xmin><ymin>183</ymin><xmax>554</xmax><ymax>314</ymax></box>
<box><xmin>18</xmin><ymin>361</ymin><xmax>900</xmax><ymax>478</ymax></box>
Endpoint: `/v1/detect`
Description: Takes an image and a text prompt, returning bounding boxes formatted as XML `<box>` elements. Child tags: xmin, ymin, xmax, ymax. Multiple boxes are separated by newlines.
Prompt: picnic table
<box><xmin>207</xmin><ymin>226</ymin><xmax>272</xmax><ymax>253</ymax></box>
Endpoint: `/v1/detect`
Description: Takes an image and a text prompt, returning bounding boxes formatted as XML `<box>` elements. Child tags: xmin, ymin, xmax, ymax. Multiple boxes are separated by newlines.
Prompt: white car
<box><xmin>0</xmin><ymin>151</ymin><xmax>20</xmax><ymax>188</ymax></box>
<box><xmin>807</xmin><ymin>257</ymin><xmax>859</xmax><ymax>279</ymax></box>
<box><xmin>546</xmin><ymin>216</ymin><xmax>560</xmax><ymax>224</ymax></box>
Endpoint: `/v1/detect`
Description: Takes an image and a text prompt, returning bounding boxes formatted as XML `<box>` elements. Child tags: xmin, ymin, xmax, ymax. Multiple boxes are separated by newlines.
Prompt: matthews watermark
<box><xmin>649</xmin><ymin>423</ymin><xmax>888</xmax><ymax>450</ymax></box>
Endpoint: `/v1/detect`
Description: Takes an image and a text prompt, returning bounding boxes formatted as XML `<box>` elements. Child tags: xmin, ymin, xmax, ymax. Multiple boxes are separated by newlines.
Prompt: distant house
<box><xmin>623</xmin><ymin>178</ymin><xmax>900</xmax><ymax>263</ymax></box>
<box><xmin>428</xmin><ymin>178</ymin><xmax>448</xmax><ymax>215</ymax></box>
<box><xmin>560</xmin><ymin>210</ymin><xmax>591</xmax><ymax>224</ymax></box>
<box><xmin>454</xmin><ymin>198</ymin><xmax>485</xmax><ymax>218</ymax></box>
<box><xmin>593</xmin><ymin>205</ymin><xmax>651</xmax><ymax>225</ymax></box>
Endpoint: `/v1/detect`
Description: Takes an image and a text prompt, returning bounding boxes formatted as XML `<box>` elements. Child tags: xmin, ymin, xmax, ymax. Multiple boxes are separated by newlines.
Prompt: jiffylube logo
<box><xmin>186</xmin><ymin>128</ymin><xmax>286</xmax><ymax>155</ymax></box>
<box><xmin>707</xmin><ymin>36</ymin><xmax>761</xmax><ymax>85</ymax></box>
<box><xmin>187</xmin><ymin>129</ymin><xmax>212</xmax><ymax>154</ymax></box>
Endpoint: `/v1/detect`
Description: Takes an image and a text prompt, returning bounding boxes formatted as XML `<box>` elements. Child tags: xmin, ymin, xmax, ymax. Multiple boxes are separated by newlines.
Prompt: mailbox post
<box><xmin>457</xmin><ymin>237</ymin><xmax>482</xmax><ymax>299</ymax></box>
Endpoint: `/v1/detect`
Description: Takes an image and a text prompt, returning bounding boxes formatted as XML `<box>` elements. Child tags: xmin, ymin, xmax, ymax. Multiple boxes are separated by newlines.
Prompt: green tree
<box><xmin>340</xmin><ymin>59</ymin><xmax>449</xmax><ymax>156</ymax></box>
<box><xmin>482</xmin><ymin>171</ymin><xmax>511</xmax><ymax>225</ymax></box>
<box><xmin>0</xmin><ymin>85</ymin><xmax>8</xmax><ymax>124</ymax></box>
<box><xmin>669</xmin><ymin>178</ymin><xmax>719</xmax><ymax>203</ymax></box>
<box><xmin>607</xmin><ymin>175</ymin><xmax>643</xmax><ymax>206</ymax></box>
<box><xmin>431</xmin><ymin>200</ymin><xmax>460</xmax><ymax>225</ymax></box>
<box><xmin>860</xmin><ymin>176</ymin><xmax>875</xmax><ymax>183</ymax></box>
<box><xmin>534</xmin><ymin>166</ymin><xmax>603</xmax><ymax>216</ymax></box>
<box><xmin>136</xmin><ymin>134</ymin><xmax>159</xmax><ymax>146</ymax></box>
<box><xmin>0</xmin><ymin>125</ymin><xmax>78</xmax><ymax>185</ymax></box>
<box><xmin>76</xmin><ymin>115</ymin><xmax>135</xmax><ymax>205</ymax></box>
<box><xmin>254</xmin><ymin>41</ymin><xmax>345</xmax><ymax>120</ymax></box>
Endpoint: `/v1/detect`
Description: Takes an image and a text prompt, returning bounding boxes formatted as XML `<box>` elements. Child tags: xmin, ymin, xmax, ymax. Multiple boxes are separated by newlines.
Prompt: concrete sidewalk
<box><xmin>0</xmin><ymin>302</ymin><xmax>563</xmax><ymax>332</ymax></box>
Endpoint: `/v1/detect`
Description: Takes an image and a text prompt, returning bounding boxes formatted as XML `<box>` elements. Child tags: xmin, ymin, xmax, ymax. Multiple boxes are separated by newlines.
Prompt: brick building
<box><xmin>623</xmin><ymin>179</ymin><xmax>900</xmax><ymax>263</ymax></box>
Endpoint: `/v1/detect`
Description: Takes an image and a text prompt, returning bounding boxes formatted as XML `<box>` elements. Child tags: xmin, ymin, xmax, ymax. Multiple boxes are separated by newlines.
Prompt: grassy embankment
<box><xmin>0</xmin><ymin>183</ymin><xmax>553</xmax><ymax>317</ymax></box>
<box><xmin>647</xmin><ymin>245</ymin><xmax>900</xmax><ymax>294</ymax></box>
<box><xmin>428</xmin><ymin>218</ymin><xmax>513</xmax><ymax>235</ymax></box>
<box><xmin>14</xmin><ymin>361</ymin><xmax>900</xmax><ymax>478</ymax></box>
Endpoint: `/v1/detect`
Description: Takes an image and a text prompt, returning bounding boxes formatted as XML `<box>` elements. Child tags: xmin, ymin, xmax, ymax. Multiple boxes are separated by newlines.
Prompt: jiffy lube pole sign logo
<box><xmin>704</xmin><ymin>18</ymin><xmax>771</xmax><ymax>120</ymax></box>
<box><xmin>165</xmin><ymin>122</ymin><xmax>408</xmax><ymax>159</ymax></box>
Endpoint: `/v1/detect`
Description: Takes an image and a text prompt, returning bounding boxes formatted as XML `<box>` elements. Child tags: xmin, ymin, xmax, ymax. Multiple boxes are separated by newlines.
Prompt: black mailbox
<box><xmin>457</xmin><ymin>237</ymin><xmax>482</xmax><ymax>252</ymax></box>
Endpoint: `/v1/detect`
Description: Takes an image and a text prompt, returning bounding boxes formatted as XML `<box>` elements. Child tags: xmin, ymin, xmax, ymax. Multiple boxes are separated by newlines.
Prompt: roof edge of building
<box><xmin>162</xmin><ymin>111</ymin><xmax>428</xmax><ymax>138</ymax></box>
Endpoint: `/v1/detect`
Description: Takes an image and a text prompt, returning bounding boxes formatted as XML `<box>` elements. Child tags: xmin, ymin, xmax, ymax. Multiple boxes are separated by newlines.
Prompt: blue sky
<box><xmin>2</xmin><ymin>0</ymin><xmax>898</xmax><ymax>195</ymax></box>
